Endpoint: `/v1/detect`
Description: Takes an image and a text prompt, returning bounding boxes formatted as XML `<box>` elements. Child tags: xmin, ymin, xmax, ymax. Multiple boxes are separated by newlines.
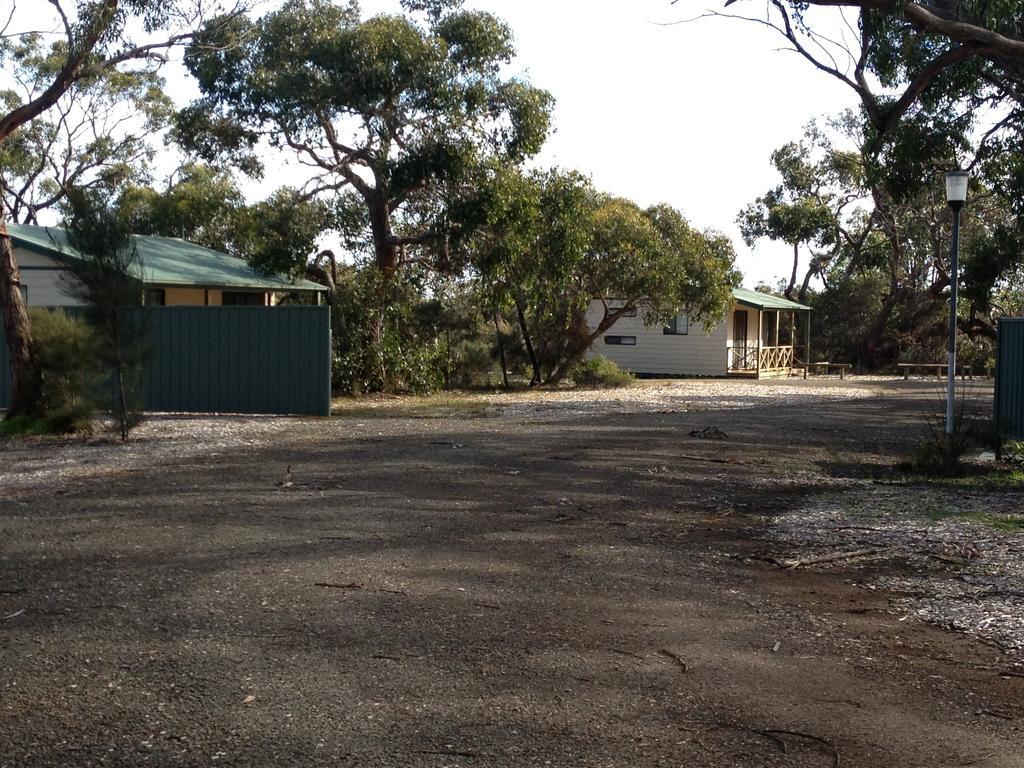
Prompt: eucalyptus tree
<box><xmin>118</xmin><ymin>165</ymin><xmax>334</xmax><ymax>289</ymax></box>
<box><xmin>0</xmin><ymin>34</ymin><xmax>172</xmax><ymax>225</ymax></box>
<box><xmin>177</xmin><ymin>0</ymin><xmax>554</xmax><ymax>278</ymax></box>
<box><xmin>471</xmin><ymin>167</ymin><xmax>738</xmax><ymax>385</ymax></box>
<box><xmin>739</xmin><ymin>121</ymin><xmax>874</xmax><ymax>304</ymax></box>
<box><xmin>708</xmin><ymin>1</ymin><xmax>1024</xmax><ymax>156</ymax></box>
<box><xmin>0</xmin><ymin>0</ymin><xmax>246</xmax><ymax>419</ymax></box>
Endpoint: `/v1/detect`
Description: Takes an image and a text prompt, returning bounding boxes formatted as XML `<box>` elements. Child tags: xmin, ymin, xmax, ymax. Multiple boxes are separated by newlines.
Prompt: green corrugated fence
<box><xmin>995</xmin><ymin>318</ymin><xmax>1024</xmax><ymax>441</ymax></box>
<box><xmin>0</xmin><ymin>306</ymin><xmax>331</xmax><ymax>416</ymax></box>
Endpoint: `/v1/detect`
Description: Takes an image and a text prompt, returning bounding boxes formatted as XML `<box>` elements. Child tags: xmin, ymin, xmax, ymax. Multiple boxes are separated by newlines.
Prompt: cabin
<box><xmin>6</xmin><ymin>223</ymin><xmax>326</xmax><ymax>307</ymax></box>
<box><xmin>1</xmin><ymin>224</ymin><xmax>333</xmax><ymax>416</ymax></box>
<box><xmin>585</xmin><ymin>287</ymin><xmax>811</xmax><ymax>378</ymax></box>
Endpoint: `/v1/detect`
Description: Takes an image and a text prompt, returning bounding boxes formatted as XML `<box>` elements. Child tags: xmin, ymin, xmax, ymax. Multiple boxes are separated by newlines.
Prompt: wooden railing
<box><xmin>729</xmin><ymin>345</ymin><xmax>758</xmax><ymax>371</ymax></box>
<box><xmin>759</xmin><ymin>346</ymin><xmax>793</xmax><ymax>371</ymax></box>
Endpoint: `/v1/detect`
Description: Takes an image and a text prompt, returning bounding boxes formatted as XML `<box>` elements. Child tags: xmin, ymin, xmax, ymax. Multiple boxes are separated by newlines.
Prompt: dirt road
<box><xmin>1</xmin><ymin>379</ymin><xmax>1021</xmax><ymax>767</ymax></box>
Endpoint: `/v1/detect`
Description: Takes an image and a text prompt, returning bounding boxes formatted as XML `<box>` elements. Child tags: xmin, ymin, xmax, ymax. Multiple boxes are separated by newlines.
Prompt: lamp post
<box><xmin>944</xmin><ymin>169</ymin><xmax>969</xmax><ymax>436</ymax></box>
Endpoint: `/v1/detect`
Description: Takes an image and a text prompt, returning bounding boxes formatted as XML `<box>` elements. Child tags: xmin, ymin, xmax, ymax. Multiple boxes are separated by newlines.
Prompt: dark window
<box><xmin>604</xmin><ymin>335</ymin><xmax>636</xmax><ymax>346</ymax></box>
<box><xmin>144</xmin><ymin>288</ymin><xmax>165</xmax><ymax>306</ymax></box>
<box><xmin>222</xmin><ymin>291</ymin><xmax>265</xmax><ymax>306</ymax></box>
<box><xmin>604</xmin><ymin>299</ymin><xmax>636</xmax><ymax>317</ymax></box>
<box><xmin>762</xmin><ymin>312</ymin><xmax>778</xmax><ymax>345</ymax></box>
<box><xmin>663</xmin><ymin>312</ymin><xmax>689</xmax><ymax>335</ymax></box>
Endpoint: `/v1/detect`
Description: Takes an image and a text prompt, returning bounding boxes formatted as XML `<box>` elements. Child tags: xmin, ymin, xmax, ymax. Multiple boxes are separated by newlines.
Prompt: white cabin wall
<box><xmin>14</xmin><ymin>248</ymin><xmax>84</xmax><ymax>307</ymax></box>
<box><xmin>584</xmin><ymin>302</ymin><xmax>728</xmax><ymax>376</ymax></box>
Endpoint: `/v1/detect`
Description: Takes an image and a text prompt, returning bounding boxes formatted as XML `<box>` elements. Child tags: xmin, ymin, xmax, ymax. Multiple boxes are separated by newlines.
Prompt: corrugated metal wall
<box><xmin>0</xmin><ymin>306</ymin><xmax>331</xmax><ymax>416</ymax></box>
<box><xmin>995</xmin><ymin>318</ymin><xmax>1024</xmax><ymax>440</ymax></box>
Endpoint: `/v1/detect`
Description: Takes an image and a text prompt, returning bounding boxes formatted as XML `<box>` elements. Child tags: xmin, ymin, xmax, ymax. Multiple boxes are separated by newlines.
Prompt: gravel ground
<box><xmin>3</xmin><ymin>376</ymin><xmax>1021</xmax><ymax>767</ymax></box>
<box><xmin>0</xmin><ymin>377</ymin><xmax>900</xmax><ymax>493</ymax></box>
<box><xmin>770</xmin><ymin>483</ymin><xmax>1024</xmax><ymax>659</ymax></box>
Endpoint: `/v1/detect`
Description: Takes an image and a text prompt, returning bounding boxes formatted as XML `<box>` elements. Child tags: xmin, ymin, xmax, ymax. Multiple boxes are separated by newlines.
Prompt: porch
<box><xmin>726</xmin><ymin>288</ymin><xmax>811</xmax><ymax>378</ymax></box>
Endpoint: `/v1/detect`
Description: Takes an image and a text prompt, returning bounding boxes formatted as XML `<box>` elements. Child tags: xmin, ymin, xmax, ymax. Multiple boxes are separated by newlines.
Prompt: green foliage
<box><xmin>178</xmin><ymin>0</ymin><xmax>553</xmax><ymax>274</ymax></box>
<box><xmin>331</xmin><ymin>267</ymin><xmax>445</xmax><ymax>395</ymax></box>
<box><xmin>570</xmin><ymin>355</ymin><xmax>634</xmax><ymax>389</ymax></box>
<box><xmin>60</xmin><ymin>189</ymin><xmax>148</xmax><ymax>440</ymax></box>
<box><xmin>470</xmin><ymin>167</ymin><xmax>737</xmax><ymax>384</ymax></box>
<box><xmin>118</xmin><ymin>163</ymin><xmax>246</xmax><ymax>252</ymax></box>
<box><xmin>0</xmin><ymin>30</ymin><xmax>172</xmax><ymax>223</ymax></box>
<box><xmin>118</xmin><ymin>166</ymin><xmax>334</xmax><ymax>283</ymax></box>
<box><xmin>16</xmin><ymin>307</ymin><xmax>102</xmax><ymax>434</ymax></box>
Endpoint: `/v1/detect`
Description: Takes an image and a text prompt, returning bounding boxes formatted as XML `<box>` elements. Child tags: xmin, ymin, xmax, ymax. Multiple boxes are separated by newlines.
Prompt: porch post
<box><xmin>805</xmin><ymin>311</ymin><xmax>811</xmax><ymax>373</ymax></box>
<box><xmin>756</xmin><ymin>309</ymin><xmax>763</xmax><ymax>379</ymax></box>
<box><xmin>790</xmin><ymin>311</ymin><xmax>796</xmax><ymax>374</ymax></box>
<box><xmin>774</xmin><ymin>310</ymin><xmax>780</xmax><ymax>349</ymax></box>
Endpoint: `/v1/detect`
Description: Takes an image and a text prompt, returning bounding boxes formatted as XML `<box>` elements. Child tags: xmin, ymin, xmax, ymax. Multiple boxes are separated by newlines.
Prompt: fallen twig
<box><xmin>415</xmin><ymin>749</ymin><xmax>479</xmax><ymax>758</ymax></box>
<box><xmin>3</xmin><ymin>609</ymin><xmax>25</xmax><ymax>620</ymax></box>
<box><xmin>676</xmin><ymin>454</ymin><xmax>739</xmax><ymax>465</ymax></box>
<box><xmin>315</xmin><ymin>582</ymin><xmax>363</xmax><ymax>590</ymax></box>
<box><xmin>657</xmin><ymin>648</ymin><xmax>689</xmax><ymax>672</ymax></box>
<box><xmin>0</xmin><ymin>588</ymin><xmax>26</xmax><ymax>595</ymax></box>
<box><xmin>472</xmin><ymin>603</ymin><xmax>501</xmax><ymax>610</ymax></box>
<box><xmin>781</xmin><ymin>547</ymin><xmax>889</xmax><ymax>569</ymax></box>
<box><xmin>975</xmin><ymin>708</ymin><xmax>1017</xmax><ymax>720</ymax></box>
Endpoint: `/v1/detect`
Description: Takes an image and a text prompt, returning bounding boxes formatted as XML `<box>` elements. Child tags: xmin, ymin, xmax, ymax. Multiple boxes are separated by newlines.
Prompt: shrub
<box><xmin>913</xmin><ymin>385</ymin><xmax>984</xmax><ymax>475</ymax></box>
<box><xmin>571</xmin><ymin>355</ymin><xmax>634</xmax><ymax>388</ymax></box>
<box><xmin>27</xmin><ymin>307</ymin><xmax>102</xmax><ymax>434</ymax></box>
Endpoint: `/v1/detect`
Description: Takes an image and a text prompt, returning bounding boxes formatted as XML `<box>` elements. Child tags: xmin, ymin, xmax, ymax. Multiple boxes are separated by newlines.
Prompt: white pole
<box><xmin>945</xmin><ymin>204</ymin><xmax>962</xmax><ymax>435</ymax></box>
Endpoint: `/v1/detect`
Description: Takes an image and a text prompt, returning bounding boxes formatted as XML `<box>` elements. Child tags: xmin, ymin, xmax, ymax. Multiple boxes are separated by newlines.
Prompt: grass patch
<box><xmin>921</xmin><ymin>504</ymin><xmax>1024</xmax><ymax>533</ymax></box>
<box><xmin>0</xmin><ymin>415</ymin><xmax>53</xmax><ymax>437</ymax></box>
<box><xmin>900</xmin><ymin>467</ymin><xmax>1024</xmax><ymax>491</ymax></box>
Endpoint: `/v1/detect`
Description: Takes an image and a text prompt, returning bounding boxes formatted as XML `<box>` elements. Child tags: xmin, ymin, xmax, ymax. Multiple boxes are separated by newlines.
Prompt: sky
<box><xmin>243</xmin><ymin>0</ymin><xmax>862</xmax><ymax>288</ymax></box>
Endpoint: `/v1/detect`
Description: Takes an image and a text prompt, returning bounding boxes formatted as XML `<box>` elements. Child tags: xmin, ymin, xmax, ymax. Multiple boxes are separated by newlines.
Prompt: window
<box><xmin>607</xmin><ymin>300</ymin><xmax>636</xmax><ymax>317</ymax></box>
<box><xmin>144</xmin><ymin>288</ymin><xmax>165</xmax><ymax>306</ymax></box>
<box><xmin>663</xmin><ymin>312</ymin><xmax>689</xmax><ymax>335</ymax></box>
<box><xmin>604</xmin><ymin>335</ymin><xmax>636</xmax><ymax>345</ymax></box>
<box><xmin>222</xmin><ymin>291</ymin><xmax>265</xmax><ymax>306</ymax></box>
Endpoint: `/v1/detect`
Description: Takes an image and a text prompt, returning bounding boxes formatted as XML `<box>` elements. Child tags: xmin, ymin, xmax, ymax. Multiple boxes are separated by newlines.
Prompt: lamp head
<box><xmin>945</xmin><ymin>169</ymin><xmax>969</xmax><ymax>209</ymax></box>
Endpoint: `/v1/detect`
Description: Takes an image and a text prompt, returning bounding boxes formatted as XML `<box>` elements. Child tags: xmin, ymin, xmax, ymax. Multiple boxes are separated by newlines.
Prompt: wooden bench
<box><xmin>806</xmin><ymin>362</ymin><xmax>851</xmax><ymax>380</ymax></box>
<box><xmin>898</xmin><ymin>363</ymin><xmax>984</xmax><ymax>380</ymax></box>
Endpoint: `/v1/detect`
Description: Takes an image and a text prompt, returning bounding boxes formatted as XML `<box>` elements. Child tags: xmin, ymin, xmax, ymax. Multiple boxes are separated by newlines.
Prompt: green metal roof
<box><xmin>732</xmin><ymin>286</ymin><xmax>810</xmax><ymax>311</ymax></box>
<box><xmin>7</xmin><ymin>223</ymin><xmax>327</xmax><ymax>293</ymax></box>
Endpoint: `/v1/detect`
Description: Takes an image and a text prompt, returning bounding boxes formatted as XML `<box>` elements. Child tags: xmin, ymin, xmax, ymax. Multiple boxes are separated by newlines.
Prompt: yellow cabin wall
<box><xmin>159</xmin><ymin>288</ymin><xmax>269</xmax><ymax>306</ymax></box>
<box><xmin>164</xmin><ymin>288</ymin><xmax>208</xmax><ymax>306</ymax></box>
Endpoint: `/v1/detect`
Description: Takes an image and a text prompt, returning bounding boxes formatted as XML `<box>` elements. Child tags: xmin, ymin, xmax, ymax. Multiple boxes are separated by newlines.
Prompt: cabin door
<box><xmin>732</xmin><ymin>310</ymin><xmax>749</xmax><ymax>369</ymax></box>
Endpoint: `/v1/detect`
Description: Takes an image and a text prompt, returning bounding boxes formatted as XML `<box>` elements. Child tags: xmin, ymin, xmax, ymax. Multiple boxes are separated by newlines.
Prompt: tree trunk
<box><xmin>112</xmin><ymin>313</ymin><xmax>130</xmax><ymax>441</ymax></box>
<box><xmin>369</xmin><ymin>193</ymin><xmax>400</xmax><ymax>275</ymax></box>
<box><xmin>514</xmin><ymin>299</ymin><xmax>541</xmax><ymax>386</ymax></box>
<box><xmin>493</xmin><ymin>313</ymin><xmax>509</xmax><ymax>389</ymax></box>
<box><xmin>859</xmin><ymin>288</ymin><xmax>903</xmax><ymax>369</ymax></box>
<box><xmin>797</xmin><ymin>261</ymin><xmax>815</xmax><ymax>305</ymax></box>
<box><xmin>784</xmin><ymin>242</ymin><xmax>799</xmax><ymax>301</ymax></box>
<box><xmin>0</xmin><ymin>216</ymin><xmax>41</xmax><ymax>418</ymax></box>
<box><xmin>546</xmin><ymin>307</ymin><xmax>626</xmax><ymax>385</ymax></box>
